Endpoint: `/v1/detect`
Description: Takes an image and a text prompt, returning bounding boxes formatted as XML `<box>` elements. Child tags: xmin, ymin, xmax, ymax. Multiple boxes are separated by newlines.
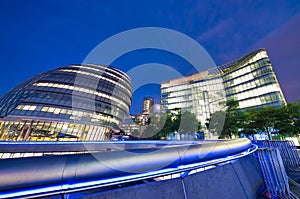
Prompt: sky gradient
<box><xmin>0</xmin><ymin>0</ymin><xmax>299</xmax><ymax>114</ymax></box>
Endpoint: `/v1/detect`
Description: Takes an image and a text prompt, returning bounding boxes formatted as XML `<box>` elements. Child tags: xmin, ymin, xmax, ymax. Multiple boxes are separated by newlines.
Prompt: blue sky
<box><xmin>0</xmin><ymin>0</ymin><xmax>300</xmax><ymax>114</ymax></box>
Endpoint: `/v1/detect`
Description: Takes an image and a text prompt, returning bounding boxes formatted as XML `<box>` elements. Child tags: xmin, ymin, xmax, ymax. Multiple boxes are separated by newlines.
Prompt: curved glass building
<box><xmin>0</xmin><ymin>64</ymin><xmax>132</xmax><ymax>141</ymax></box>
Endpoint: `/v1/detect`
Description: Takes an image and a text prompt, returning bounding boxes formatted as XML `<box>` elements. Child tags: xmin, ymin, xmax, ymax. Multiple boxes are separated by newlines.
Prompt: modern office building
<box><xmin>161</xmin><ymin>49</ymin><xmax>286</xmax><ymax>124</ymax></box>
<box><xmin>0</xmin><ymin>64</ymin><xmax>132</xmax><ymax>141</ymax></box>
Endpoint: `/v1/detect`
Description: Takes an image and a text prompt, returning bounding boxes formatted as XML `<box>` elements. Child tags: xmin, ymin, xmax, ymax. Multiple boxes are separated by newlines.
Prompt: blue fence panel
<box><xmin>256</xmin><ymin>148</ymin><xmax>298</xmax><ymax>198</ymax></box>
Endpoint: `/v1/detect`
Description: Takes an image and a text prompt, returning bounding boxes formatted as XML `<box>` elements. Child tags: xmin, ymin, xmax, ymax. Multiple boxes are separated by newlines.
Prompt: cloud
<box><xmin>196</xmin><ymin>18</ymin><xmax>233</xmax><ymax>42</ymax></box>
<box><xmin>250</xmin><ymin>12</ymin><xmax>300</xmax><ymax>102</ymax></box>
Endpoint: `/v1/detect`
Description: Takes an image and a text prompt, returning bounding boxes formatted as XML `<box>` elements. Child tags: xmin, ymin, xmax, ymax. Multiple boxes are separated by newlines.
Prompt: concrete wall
<box><xmin>65</xmin><ymin>154</ymin><xmax>263</xmax><ymax>199</ymax></box>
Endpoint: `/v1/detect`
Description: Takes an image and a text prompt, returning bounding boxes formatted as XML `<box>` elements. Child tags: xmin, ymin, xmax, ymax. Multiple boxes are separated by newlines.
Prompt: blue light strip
<box><xmin>0</xmin><ymin>144</ymin><xmax>257</xmax><ymax>199</ymax></box>
<box><xmin>0</xmin><ymin>185</ymin><xmax>64</xmax><ymax>198</ymax></box>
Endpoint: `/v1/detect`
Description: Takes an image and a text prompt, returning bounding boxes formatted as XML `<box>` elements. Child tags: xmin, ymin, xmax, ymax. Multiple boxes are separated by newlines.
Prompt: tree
<box><xmin>243</xmin><ymin>104</ymin><xmax>299</xmax><ymax>140</ymax></box>
<box><xmin>178</xmin><ymin>111</ymin><xmax>199</xmax><ymax>134</ymax></box>
<box><xmin>250</xmin><ymin>106</ymin><xmax>280</xmax><ymax>140</ymax></box>
<box><xmin>204</xmin><ymin>99</ymin><xmax>245</xmax><ymax>139</ymax></box>
<box><xmin>278</xmin><ymin>100</ymin><xmax>300</xmax><ymax>136</ymax></box>
<box><xmin>147</xmin><ymin>109</ymin><xmax>200</xmax><ymax>139</ymax></box>
<box><xmin>240</xmin><ymin>108</ymin><xmax>260</xmax><ymax>137</ymax></box>
<box><xmin>206</xmin><ymin>98</ymin><xmax>300</xmax><ymax>140</ymax></box>
<box><xmin>206</xmin><ymin>110</ymin><xmax>226</xmax><ymax>136</ymax></box>
<box><xmin>219</xmin><ymin>99</ymin><xmax>245</xmax><ymax>139</ymax></box>
<box><xmin>143</xmin><ymin>113</ymin><xmax>166</xmax><ymax>139</ymax></box>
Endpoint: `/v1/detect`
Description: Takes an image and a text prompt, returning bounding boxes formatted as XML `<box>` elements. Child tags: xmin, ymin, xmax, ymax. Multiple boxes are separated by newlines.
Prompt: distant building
<box><xmin>0</xmin><ymin>64</ymin><xmax>132</xmax><ymax>141</ymax></box>
<box><xmin>135</xmin><ymin>113</ymin><xmax>150</xmax><ymax>126</ymax></box>
<box><xmin>120</xmin><ymin>116</ymin><xmax>145</xmax><ymax>136</ymax></box>
<box><xmin>142</xmin><ymin>97</ymin><xmax>154</xmax><ymax>114</ymax></box>
<box><xmin>121</xmin><ymin>97</ymin><xmax>156</xmax><ymax>135</ymax></box>
<box><xmin>161</xmin><ymin>49</ymin><xmax>286</xmax><ymax>124</ymax></box>
<box><xmin>131</xmin><ymin>97</ymin><xmax>154</xmax><ymax>126</ymax></box>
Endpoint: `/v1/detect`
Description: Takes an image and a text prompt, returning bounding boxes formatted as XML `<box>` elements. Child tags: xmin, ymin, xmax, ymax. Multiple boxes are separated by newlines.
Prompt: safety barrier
<box><xmin>253</xmin><ymin>140</ymin><xmax>300</xmax><ymax>171</ymax></box>
<box><xmin>256</xmin><ymin>148</ymin><xmax>298</xmax><ymax>199</ymax></box>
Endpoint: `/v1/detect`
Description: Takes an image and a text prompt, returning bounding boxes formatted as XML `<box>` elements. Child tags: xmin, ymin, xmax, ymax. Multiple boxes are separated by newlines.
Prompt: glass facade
<box><xmin>0</xmin><ymin>64</ymin><xmax>132</xmax><ymax>141</ymax></box>
<box><xmin>161</xmin><ymin>70</ymin><xmax>226</xmax><ymax>123</ymax></box>
<box><xmin>161</xmin><ymin>49</ymin><xmax>286</xmax><ymax>124</ymax></box>
<box><xmin>221</xmin><ymin>49</ymin><xmax>285</xmax><ymax>109</ymax></box>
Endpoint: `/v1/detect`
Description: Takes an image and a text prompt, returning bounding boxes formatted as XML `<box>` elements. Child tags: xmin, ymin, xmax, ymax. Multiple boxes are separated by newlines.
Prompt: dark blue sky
<box><xmin>0</xmin><ymin>0</ymin><xmax>300</xmax><ymax>114</ymax></box>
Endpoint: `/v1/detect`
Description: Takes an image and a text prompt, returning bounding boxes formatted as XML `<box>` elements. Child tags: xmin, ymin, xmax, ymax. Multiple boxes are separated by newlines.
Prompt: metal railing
<box><xmin>254</xmin><ymin>140</ymin><xmax>300</xmax><ymax>199</ymax></box>
<box><xmin>253</xmin><ymin>140</ymin><xmax>300</xmax><ymax>171</ymax></box>
<box><xmin>0</xmin><ymin>139</ymin><xmax>256</xmax><ymax>199</ymax></box>
<box><xmin>256</xmin><ymin>148</ymin><xmax>298</xmax><ymax>199</ymax></box>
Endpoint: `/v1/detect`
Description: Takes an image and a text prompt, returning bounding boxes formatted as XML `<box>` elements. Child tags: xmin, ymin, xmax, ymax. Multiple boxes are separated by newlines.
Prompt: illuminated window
<box><xmin>23</xmin><ymin>105</ymin><xmax>31</xmax><ymax>110</ymax></box>
<box><xmin>47</xmin><ymin>107</ymin><xmax>55</xmax><ymax>112</ymax></box>
<box><xmin>59</xmin><ymin>69</ymin><xmax>131</xmax><ymax>94</ymax></box>
<box><xmin>32</xmin><ymin>82</ymin><xmax>128</xmax><ymax>110</ymax></box>
<box><xmin>16</xmin><ymin>105</ymin><xmax>24</xmax><ymax>110</ymax></box>
<box><xmin>60</xmin><ymin>109</ymin><xmax>67</xmax><ymax>114</ymax></box>
<box><xmin>66</xmin><ymin>110</ymin><xmax>72</xmax><ymax>115</ymax></box>
<box><xmin>53</xmin><ymin>108</ymin><xmax>61</xmax><ymax>114</ymax></box>
<box><xmin>41</xmin><ymin>107</ymin><xmax>49</xmax><ymax>112</ymax></box>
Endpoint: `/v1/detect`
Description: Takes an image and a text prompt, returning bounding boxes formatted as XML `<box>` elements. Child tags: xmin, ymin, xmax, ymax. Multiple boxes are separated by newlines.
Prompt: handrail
<box><xmin>0</xmin><ymin>139</ymin><xmax>256</xmax><ymax>198</ymax></box>
<box><xmin>0</xmin><ymin>140</ymin><xmax>212</xmax><ymax>153</ymax></box>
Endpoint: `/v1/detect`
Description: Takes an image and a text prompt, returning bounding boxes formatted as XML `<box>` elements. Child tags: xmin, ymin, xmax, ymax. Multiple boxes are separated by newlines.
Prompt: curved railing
<box><xmin>0</xmin><ymin>138</ymin><xmax>257</xmax><ymax>198</ymax></box>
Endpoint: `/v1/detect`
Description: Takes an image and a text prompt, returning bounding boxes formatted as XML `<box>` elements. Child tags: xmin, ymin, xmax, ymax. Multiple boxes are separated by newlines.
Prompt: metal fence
<box><xmin>256</xmin><ymin>148</ymin><xmax>298</xmax><ymax>199</ymax></box>
<box><xmin>253</xmin><ymin>140</ymin><xmax>300</xmax><ymax>171</ymax></box>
